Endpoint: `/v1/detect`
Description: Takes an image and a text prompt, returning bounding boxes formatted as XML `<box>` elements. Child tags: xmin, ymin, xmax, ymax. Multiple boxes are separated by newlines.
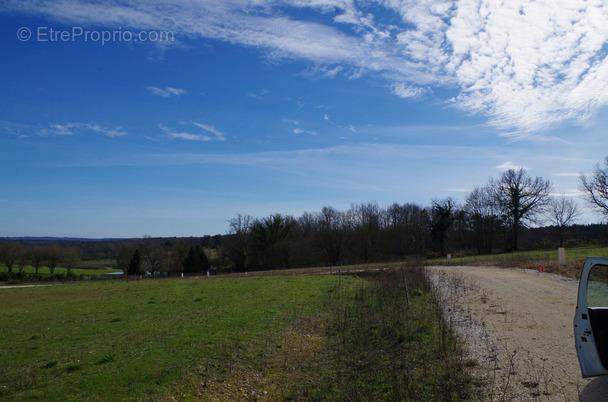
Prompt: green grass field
<box><xmin>0</xmin><ymin>265</ymin><xmax>122</xmax><ymax>277</ymax></box>
<box><xmin>0</xmin><ymin>275</ymin><xmax>346</xmax><ymax>400</ymax></box>
<box><xmin>0</xmin><ymin>267</ymin><xmax>471</xmax><ymax>400</ymax></box>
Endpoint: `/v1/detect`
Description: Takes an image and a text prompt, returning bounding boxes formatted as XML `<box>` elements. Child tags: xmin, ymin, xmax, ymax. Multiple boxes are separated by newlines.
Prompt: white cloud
<box><xmin>2</xmin><ymin>121</ymin><xmax>127</xmax><ymax>137</ymax></box>
<box><xmin>391</xmin><ymin>83</ymin><xmax>426</xmax><ymax>99</ymax></box>
<box><xmin>191</xmin><ymin>122</ymin><xmax>226</xmax><ymax>141</ymax></box>
<box><xmin>146</xmin><ymin>86</ymin><xmax>187</xmax><ymax>97</ymax></box>
<box><xmin>246</xmin><ymin>88</ymin><xmax>269</xmax><ymax>99</ymax></box>
<box><xmin>160</xmin><ymin>122</ymin><xmax>225</xmax><ymax>141</ymax></box>
<box><xmin>497</xmin><ymin>161</ymin><xmax>528</xmax><ymax>171</ymax></box>
<box><xmin>49</xmin><ymin>123</ymin><xmax>77</xmax><ymax>135</ymax></box>
<box><xmin>84</xmin><ymin>123</ymin><xmax>127</xmax><ymax>137</ymax></box>
<box><xmin>6</xmin><ymin>0</ymin><xmax>608</xmax><ymax>134</ymax></box>
<box><xmin>447</xmin><ymin>0</ymin><xmax>608</xmax><ymax>132</ymax></box>
<box><xmin>292</xmin><ymin>128</ymin><xmax>317</xmax><ymax>136</ymax></box>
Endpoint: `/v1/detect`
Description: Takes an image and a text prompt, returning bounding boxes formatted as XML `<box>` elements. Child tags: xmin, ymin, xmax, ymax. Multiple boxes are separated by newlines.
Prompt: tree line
<box><xmin>218</xmin><ymin>165</ymin><xmax>607</xmax><ymax>271</ymax></box>
<box><xmin>5</xmin><ymin>158</ymin><xmax>608</xmax><ymax>276</ymax></box>
<box><xmin>0</xmin><ymin>243</ymin><xmax>81</xmax><ymax>276</ymax></box>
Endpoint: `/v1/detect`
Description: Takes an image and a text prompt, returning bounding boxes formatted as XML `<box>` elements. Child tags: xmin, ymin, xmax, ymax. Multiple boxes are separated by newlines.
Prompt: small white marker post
<box><xmin>558</xmin><ymin>248</ymin><xmax>566</xmax><ymax>266</ymax></box>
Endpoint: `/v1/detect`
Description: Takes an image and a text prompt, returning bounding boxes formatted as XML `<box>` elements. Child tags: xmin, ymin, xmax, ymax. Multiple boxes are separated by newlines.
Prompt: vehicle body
<box><xmin>574</xmin><ymin>257</ymin><xmax>608</xmax><ymax>377</ymax></box>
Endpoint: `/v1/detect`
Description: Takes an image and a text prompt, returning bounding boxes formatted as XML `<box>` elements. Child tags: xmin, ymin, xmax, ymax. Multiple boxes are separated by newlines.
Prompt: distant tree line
<box><xmin>217</xmin><ymin>167</ymin><xmax>594</xmax><ymax>271</ymax></box>
<box><xmin>5</xmin><ymin>159</ymin><xmax>608</xmax><ymax>276</ymax></box>
<box><xmin>0</xmin><ymin>243</ymin><xmax>81</xmax><ymax>276</ymax></box>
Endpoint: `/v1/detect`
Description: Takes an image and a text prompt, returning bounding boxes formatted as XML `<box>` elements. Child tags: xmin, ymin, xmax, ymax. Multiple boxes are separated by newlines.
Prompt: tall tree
<box><xmin>128</xmin><ymin>249</ymin><xmax>142</xmax><ymax>275</ymax></box>
<box><xmin>580</xmin><ymin>157</ymin><xmax>608</xmax><ymax>219</ymax></box>
<box><xmin>316</xmin><ymin>206</ymin><xmax>346</xmax><ymax>266</ymax></box>
<box><xmin>225</xmin><ymin>214</ymin><xmax>253</xmax><ymax>271</ymax></box>
<box><xmin>183</xmin><ymin>245</ymin><xmax>210</xmax><ymax>274</ymax></box>
<box><xmin>465</xmin><ymin>186</ymin><xmax>498</xmax><ymax>254</ymax></box>
<box><xmin>431</xmin><ymin>198</ymin><xmax>456</xmax><ymax>255</ymax></box>
<box><xmin>489</xmin><ymin>168</ymin><xmax>552</xmax><ymax>251</ymax></box>
<box><xmin>139</xmin><ymin>236</ymin><xmax>167</xmax><ymax>275</ymax></box>
<box><xmin>251</xmin><ymin>214</ymin><xmax>294</xmax><ymax>269</ymax></box>
<box><xmin>345</xmin><ymin>203</ymin><xmax>381</xmax><ymax>263</ymax></box>
<box><xmin>547</xmin><ymin>195</ymin><xmax>580</xmax><ymax>246</ymax></box>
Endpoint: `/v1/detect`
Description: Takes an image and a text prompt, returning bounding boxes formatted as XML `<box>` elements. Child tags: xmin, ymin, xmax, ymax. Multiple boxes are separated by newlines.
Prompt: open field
<box><xmin>0</xmin><ymin>275</ymin><xmax>345</xmax><ymax>400</ymax></box>
<box><xmin>0</xmin><ymin>267</ymin><xmax>470</xmax><ymax>400</ymax></box>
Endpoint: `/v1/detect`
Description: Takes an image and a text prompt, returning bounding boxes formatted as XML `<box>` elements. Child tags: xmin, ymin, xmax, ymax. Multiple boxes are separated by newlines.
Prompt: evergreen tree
<box><xmin>128</xmin><ymin>249</ymin><xmax>142</xmax><ymax>275</ymax></box>
<box><xmin>183</xmin><ymin>245</ymin><xmax>210</xmax><ymax>273</ymax></box>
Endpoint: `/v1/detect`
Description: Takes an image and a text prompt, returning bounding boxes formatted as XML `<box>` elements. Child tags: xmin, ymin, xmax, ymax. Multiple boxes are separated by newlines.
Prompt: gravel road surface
<box><xmin>430</xmin><ymin>265</ymin><xmax>608</xmax><ymax>401</ymax></box>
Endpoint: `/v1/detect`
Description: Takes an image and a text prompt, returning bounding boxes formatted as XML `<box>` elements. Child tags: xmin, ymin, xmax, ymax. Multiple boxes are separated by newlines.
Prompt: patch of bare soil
<box><xmin>430</xmin><ymin>265</ymin><xmax>608</xmax><ymax>401</ymax></box>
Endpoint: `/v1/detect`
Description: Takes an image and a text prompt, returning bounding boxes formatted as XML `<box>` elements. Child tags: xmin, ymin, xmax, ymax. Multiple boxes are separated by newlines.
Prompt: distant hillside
<box><xmin>0</xmin><ymin>236</ymin><xmax>221</xmax><ymax>260</ymax></box>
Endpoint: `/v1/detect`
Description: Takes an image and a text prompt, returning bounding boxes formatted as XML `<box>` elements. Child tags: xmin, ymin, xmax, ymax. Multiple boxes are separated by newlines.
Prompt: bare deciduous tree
<box><xmin>580</xmin><ymin>157</ymin><xmax>608</xmax><ymax>219</ymax></box>
<box><xmin>465</xmin><ymin>185</ymin><xmax>498</xmax><ymax>254</ymax></box>
<box><xmin>139</xmin><ymin>236</ymin><xmax>167</xmax><ymax>275</ymax></box>
<box><xmin>489</xmin><ymin>168</ymin><xmax>552</xmax><ymax>251</ymax></box>
<box><xmin>431</xmin><ymin>198</ymin><xmax>457</xmax><ymax>256</ymax></box>
<box><xmin>252</xmin><ymin>214</ymin><xmax>294</xmax><ymax>269</ymax></box>
<box><xmin>225</xmin><ymin>214</ymin><xmax>253</xmax><ymax>271</ymax></box>
<box><xmin>547</xmin><ymin>195</ymin><xmax>580</xmax><ymax>246</ymax></box>
<box><xmin>317</xmin><ymin>206</ymin><xmax>346</xmax><ymax>266</ymax></box>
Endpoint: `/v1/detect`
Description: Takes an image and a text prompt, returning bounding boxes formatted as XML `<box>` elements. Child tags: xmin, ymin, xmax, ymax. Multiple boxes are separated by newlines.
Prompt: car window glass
<box><xmin>588</xmin><ymin>264</ymin><xmax>608</xmax><ymax>308</ymax></box>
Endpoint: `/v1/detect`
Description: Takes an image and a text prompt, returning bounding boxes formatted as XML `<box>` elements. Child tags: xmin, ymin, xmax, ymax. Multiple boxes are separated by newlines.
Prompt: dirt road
<box><xmin>430</xmin><ymin>265</ymin><xmax>608</xmax><ymax>401</ymax></box>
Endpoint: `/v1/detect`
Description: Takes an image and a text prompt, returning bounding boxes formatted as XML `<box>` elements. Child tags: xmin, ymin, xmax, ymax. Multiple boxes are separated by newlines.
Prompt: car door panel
<box><xmin>574</xmin><ymin>257</ymin><xmax>608</xmax><ymax>378</ymax></box>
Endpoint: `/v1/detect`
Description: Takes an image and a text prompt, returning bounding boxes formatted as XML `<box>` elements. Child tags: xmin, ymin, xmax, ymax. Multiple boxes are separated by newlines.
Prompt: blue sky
<box><xmin>1</xmin><ymin>0</ymin><xmax>608</xmax><ymax>238</ymax></box>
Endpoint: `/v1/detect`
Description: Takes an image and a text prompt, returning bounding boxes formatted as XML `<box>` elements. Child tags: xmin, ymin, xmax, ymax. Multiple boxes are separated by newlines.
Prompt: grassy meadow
<box><xmin>0</xmin><ymin>275</ymin><xmax>345</xmax><ymax>400</ymax></box>
<box><xmin>0</xmin><ymin>267</ymin><xmax>470</xmax><ymax>400</ymax></box>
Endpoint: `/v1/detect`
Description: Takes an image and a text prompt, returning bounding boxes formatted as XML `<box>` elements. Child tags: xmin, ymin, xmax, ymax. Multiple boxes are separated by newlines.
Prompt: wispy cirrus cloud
<box><xmin>391</xmin><ymin>83</ymin><xmax>428</xmax><ymax>99</ymax></box>
<box><xmin>292</xmin><ymin>128</ymin><xmax>317</xmax><ymax>136</ymax></box>
<box><xmin>159</xmin><ymin>122</ymin><xmax>225</xmax><ymax>141</ymax></box>
<box><xmin>1</xmin><ymin>121</ymin><xmax>127</xmax><ymax>137</ymax></box>
<box><xmin>146</xmin><ymin>86</ymin><xmax>186</xmax><ymax>98</ymax></box>
<box><xmin>5</xmin><ymin>0</ymin><xmax>608</xmax><ymax>135</ymax></box>
<box><xmin>246</xmin><ymin>89</ymin><xmax>269</xmax><ymax>100</ymax></box>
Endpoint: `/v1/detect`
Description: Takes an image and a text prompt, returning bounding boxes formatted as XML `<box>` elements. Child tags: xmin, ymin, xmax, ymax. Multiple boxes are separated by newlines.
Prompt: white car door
<box><xmin>574</xmin><ymin>257</ymin><xmax>608</xmax><ymax>377</ymax></box>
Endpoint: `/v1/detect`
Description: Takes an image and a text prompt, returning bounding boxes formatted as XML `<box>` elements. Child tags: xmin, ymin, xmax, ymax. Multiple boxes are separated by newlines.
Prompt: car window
<box><xmin>588</xmin><ymin>264</ymin><xmax>608</xmax><ymax>308</ymax></box>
